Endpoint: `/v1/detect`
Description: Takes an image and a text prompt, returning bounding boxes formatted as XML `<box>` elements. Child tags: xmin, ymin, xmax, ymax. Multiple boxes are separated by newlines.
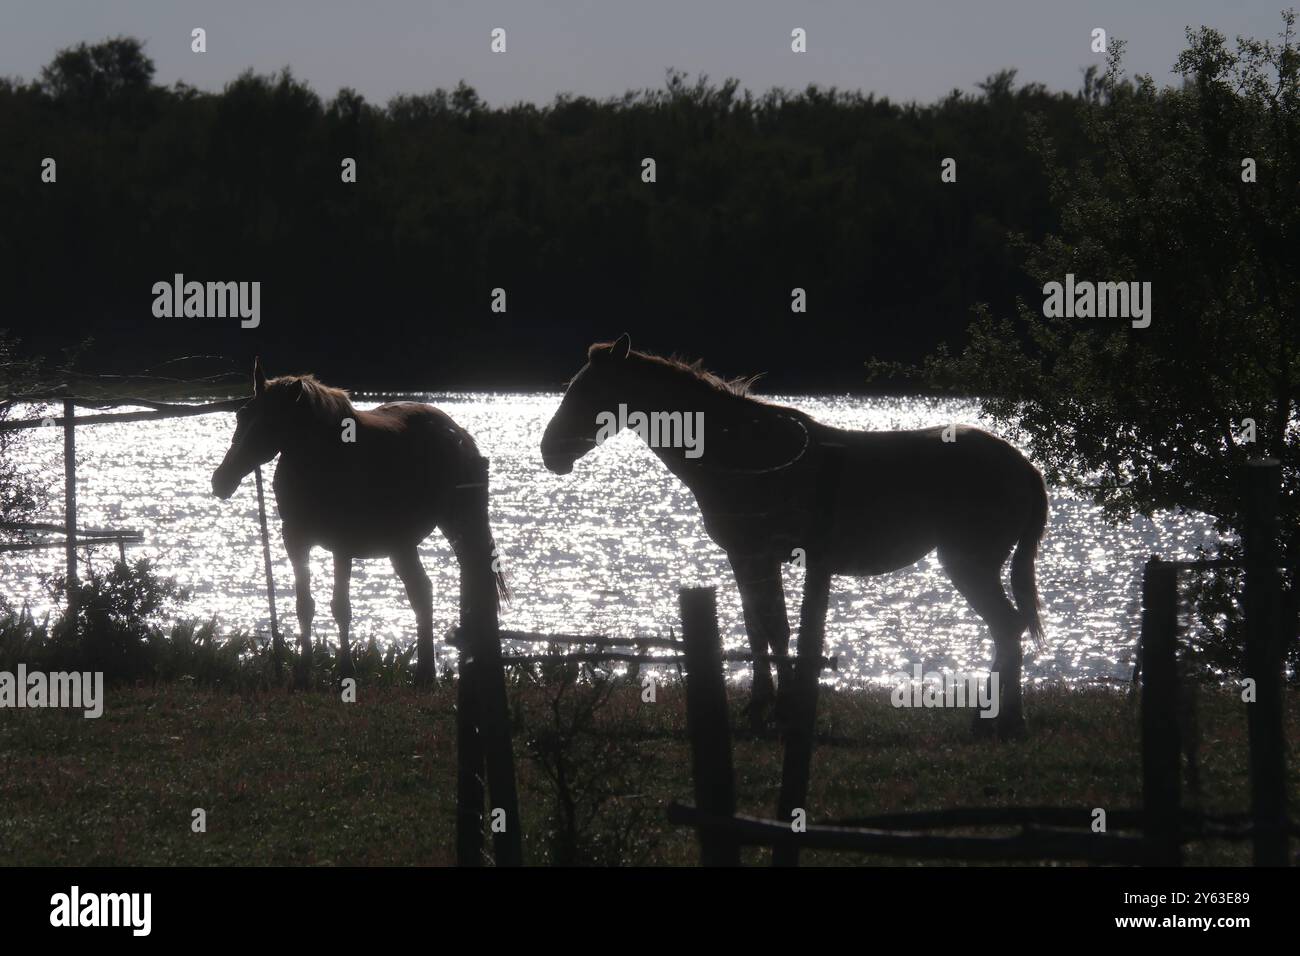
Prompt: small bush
<box><xmin>512</xmin><ymin>658</ymin><xmax>665</xmax><ymax>866</ymax></box>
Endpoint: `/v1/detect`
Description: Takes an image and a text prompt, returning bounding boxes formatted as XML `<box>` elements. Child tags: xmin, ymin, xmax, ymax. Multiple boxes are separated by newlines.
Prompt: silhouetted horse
<box><xmin>212</xmin><ymin>360</ymin><xmax>507</xmax><ymax>686</ymax></box>
<box><xmin>541</xmin><ymin>335</ymin><xmax>1048</xmax><ymax>736</ymax></box>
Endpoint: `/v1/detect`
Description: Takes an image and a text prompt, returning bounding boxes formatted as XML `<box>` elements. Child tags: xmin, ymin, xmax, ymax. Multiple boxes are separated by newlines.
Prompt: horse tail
<box><xmin>1011</xmin><ymin>466</ymin><xmax>1049</xmax><ymax>649</ymax></box>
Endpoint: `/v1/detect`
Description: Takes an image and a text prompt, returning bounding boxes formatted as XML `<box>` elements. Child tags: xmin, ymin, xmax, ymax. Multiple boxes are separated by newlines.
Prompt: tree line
<box><xmin>0</xmin><ymin>36</ymin><xmax>1097</xmax><ymax>391</ymax></box>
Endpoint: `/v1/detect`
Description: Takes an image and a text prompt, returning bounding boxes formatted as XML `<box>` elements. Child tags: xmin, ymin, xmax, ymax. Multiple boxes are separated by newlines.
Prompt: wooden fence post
<box><xmin>773</xmin><ymin>563</ymin><xmax>831</xmax><ymax>868</ymax></box>
<box><xmin>678</xmin><ymin>586</ymin><xmax>740</xmax><ymax>866</ymax></box>
<box><xmin>1243</xmin><ymin>459</ymin><xmax>1288</xmax><ymax>866</ymax></box>
<box><xmin>772</xmin><ymin>444</ymin><xmax>844</xmax><ymax>867</ymax></box>
<box><xmin>62</xmin><ymin>397</ymin><xmax>78</xmax><ymax>622</ymax></box>
<box><xmin>457</xmin><ymin>457</ymin><xmax>522</xmax><ymax>866</ymax></box>
<box><xmin>1139</xmin><ymin>557</ymin><xmax>1182</xmax><ymax>866</ymax></box>
<box><xmin>253</xmin><ymin>465</ymin><xmax>285</xmax><ymax>683</ymax></box>
<box><xmin>456</xmin><ymin>652</ymin><xmax>487</xmax><ymax>866</ymax></box>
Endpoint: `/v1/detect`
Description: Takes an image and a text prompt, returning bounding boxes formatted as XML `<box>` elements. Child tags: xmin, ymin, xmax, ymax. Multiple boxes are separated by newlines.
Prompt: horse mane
<box><xmin>588</xmin><ymin>342</ymin><xmax>764</xmax><ymax>399</ymax></box>
<box><xmin>268</xmin><ymin>374</ymin><xmax>355</xmax><ymax>420</ymax></box>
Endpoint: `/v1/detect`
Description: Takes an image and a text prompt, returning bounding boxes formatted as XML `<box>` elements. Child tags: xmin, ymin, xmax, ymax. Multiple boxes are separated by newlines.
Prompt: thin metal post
<box><xmin>62</xmin><ymin>397</ymin><xmax>78</xmax><ymax>621</ymax></box>
<box><xmin>254</xmin><ymin>465</ymin><xmax>284</xmax><ymax>682</ymax></box>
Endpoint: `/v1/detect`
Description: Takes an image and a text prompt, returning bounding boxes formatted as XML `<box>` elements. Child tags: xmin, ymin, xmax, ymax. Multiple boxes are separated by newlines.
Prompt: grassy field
<box><xmin>0</xmin><ymin>677</ymin><xmax>1295</xmax><ymax>866</ymax></box>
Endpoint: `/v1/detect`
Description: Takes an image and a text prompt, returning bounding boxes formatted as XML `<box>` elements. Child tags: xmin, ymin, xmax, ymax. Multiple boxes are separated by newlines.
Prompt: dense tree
<box><xmin>39</xmin><ymin>36</ymin><xmax>155</xmax><ymax>101</ymax></box>
<box><xmin>901</xmin><ymin>15</ymin><xmax>1300</xmax><ymax>672</ymax></box>
<box><xmin>0</xmin><ymin>38</ymin><xmax>1094</xmax><ymax>390</ymax></box>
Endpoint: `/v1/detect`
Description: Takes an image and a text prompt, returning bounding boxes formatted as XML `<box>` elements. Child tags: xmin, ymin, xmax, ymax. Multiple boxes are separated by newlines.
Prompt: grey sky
<box><xmin>1</xmin><ymin>1</ymin><xmax>1287</xmax><ymax>106</ymax></box>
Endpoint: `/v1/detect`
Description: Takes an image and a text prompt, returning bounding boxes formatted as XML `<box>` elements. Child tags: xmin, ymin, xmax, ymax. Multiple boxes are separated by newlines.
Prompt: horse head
<box><xmin>211</xmin><ymin>357</ymin><xmax>303</xmax><ymax>499</ymax></box>
<box><xmin>541</xmin><ymin>332</ymin><xmax>632</xmax><ymax>475</ymax></box>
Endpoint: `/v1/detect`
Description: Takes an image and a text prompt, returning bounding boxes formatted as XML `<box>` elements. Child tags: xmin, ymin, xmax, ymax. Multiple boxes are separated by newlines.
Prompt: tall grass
<box><xmin>0</xmin><ymin>557</ymin><xmax>425</xmax><ymax>690</ymax></box>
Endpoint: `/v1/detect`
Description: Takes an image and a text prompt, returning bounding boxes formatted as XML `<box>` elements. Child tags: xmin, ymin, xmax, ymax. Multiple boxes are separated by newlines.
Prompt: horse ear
<box><xmin>611</xmin><ymin>333</ymin><xmax>631</xmax><ymax>360</ymax></box>
<box><xmin>254</xmin><ymin>357</ymin><xmax>267</xmax><ymax>396</ymax></box>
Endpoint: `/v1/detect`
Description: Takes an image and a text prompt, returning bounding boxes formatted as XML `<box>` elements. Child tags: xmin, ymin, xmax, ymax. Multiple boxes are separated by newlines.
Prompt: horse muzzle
<box><xmin>541</xmin><ymin>435</ymin><xmax>591</xmax><ymax>476</ymax></box>
<box><xmin>542</xmin><ymin>452</ymin><xmax>575</xmax><ymax>476</ymax></box>
<box><xmin>211</xmin><ymin>466</ymin><xmax>240</xmax><ymax>500</ymax></box>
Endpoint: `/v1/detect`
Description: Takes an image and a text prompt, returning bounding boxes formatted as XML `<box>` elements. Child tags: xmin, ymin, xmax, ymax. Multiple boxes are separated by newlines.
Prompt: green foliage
<box><xmin>39</xmin><ymin>36</ymin><xmax>155</xmax><ymax>101</ymax></box>
<box><xmin>511</xmin><ymin>658</ymin><xmax>665</xmax><ymax>865</ymax></box>
<box><xmin>46</xmin><ymin>557</ymin><xmax>189</xmax><ymax>680</ymax></box>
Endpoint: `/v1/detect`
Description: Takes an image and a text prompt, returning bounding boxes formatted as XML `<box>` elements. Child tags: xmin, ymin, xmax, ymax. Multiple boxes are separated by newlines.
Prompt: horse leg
<box><xmin>729</xmin><ymin>553</ymin><xmax>789</xmax><ymax>729</ymax></box>
<box><xmin>392</xmin><ymin>547</ymin><xmax>436</xmax><ymax>687</ymax></box>
<box><xmin>939</xmin><ymin>551</ymin><xmax>1026</xmax><ymax>739</ymax></box>
<box><xmin>971</xmin><ymin>642</ymin><xmax>1004</xmax><ymax>739</ymax></box>
<box><xmin>332</xmin><ymin>554</ymin><xmax>355</xmax><ymax>681</ymax></box>
<box><xmin>286</xmin><ymin>538</ymin><xmax>314</xmax><ymax>690</ymax></box>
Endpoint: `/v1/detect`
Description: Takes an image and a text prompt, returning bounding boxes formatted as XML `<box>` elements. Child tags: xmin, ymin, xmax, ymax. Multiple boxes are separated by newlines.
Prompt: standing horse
<box><xmin>540</xmin><ymin>334</ymin><xmax>1048</xmax><ymax>737</ymax></box>
<box><xmin>212</xmin><ymin>359</ymin><xmax>508</xmax><ymax>687</ymax></box>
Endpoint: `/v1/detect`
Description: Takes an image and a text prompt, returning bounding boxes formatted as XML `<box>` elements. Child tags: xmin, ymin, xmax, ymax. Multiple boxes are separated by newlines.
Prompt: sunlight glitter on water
<box><xmin>2</xmin><ymin>393</ymin><xmax>1225</xmax><ymax>687</ymax></box>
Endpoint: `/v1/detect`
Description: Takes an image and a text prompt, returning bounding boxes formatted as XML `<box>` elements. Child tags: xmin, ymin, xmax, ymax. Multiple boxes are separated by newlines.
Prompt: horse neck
<box><xmin>623</xmin><ymin>368</ymin><xmax>818</xmax><ymax>488</ymax></box>
<box><xmin>278</xmin><ymin>402</ymin><xmax>355</xmax><ymax>460</ymax></box>
<box><xmin>621</xmin><ymin>367</ymin><xmax>734</xmax><ymax>483</ymax></box>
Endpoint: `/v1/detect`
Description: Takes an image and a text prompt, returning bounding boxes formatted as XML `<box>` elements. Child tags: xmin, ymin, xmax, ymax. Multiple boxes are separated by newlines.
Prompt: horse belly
<box><xmin>319</xmin><ymin>521</ymin><xmax>437</xmax><ymax>559</ymax></box>
<box><xmin>279</xmin><ymin>476</ymin><xmax>439</xmax><ymax>557</ymax></box>
<box><xmin>828</xmin><ymin>518</ymin><xmax>937</xmax><ymax>576</ymax></box>
<box><xmin>820</xmin><ymin>464</ymin><xmax>941</xmax><ymax>574</ymax></box>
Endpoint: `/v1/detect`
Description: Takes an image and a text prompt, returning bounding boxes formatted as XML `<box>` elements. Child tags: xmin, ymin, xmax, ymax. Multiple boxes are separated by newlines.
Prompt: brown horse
<box><xmin>541</xmin><ymin>334</ymin><xmax>1048</xmax><ymax>736</ymax></box>
<box><xmin>212</xmin><ymin>359</ymin><xmax>507</xmax><ymax>686</ymax></box>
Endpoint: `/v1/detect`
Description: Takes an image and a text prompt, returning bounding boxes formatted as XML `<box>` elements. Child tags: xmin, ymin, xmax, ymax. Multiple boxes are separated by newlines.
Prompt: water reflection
<box><xmin>2</xmin><ymin>393</ymin><xmax>1223</xmax><ymax>687</ymax></box>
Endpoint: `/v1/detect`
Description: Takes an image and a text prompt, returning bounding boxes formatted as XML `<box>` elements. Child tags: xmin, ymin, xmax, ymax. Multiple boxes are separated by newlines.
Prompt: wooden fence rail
<box><xmin>0</xmin><ymin>396</ymin><xmax>245</xmax><ymax>432</ymax></box>
<box><xmin>667</xmin><ymin>804</ymin><xmax>1150</xmax><ymax>864</ymax></box>
<box><xmin>0</xmin><ymin>527</ymin><xmax>143</xmax><ymax>560</ymax></box>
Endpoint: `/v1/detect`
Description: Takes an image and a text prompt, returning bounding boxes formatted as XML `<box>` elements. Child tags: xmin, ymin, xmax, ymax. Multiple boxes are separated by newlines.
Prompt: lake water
<box><xmin>2</xmin><ymin>393</ymin><xmax>1224</xmax><ymax>687</ymax></box>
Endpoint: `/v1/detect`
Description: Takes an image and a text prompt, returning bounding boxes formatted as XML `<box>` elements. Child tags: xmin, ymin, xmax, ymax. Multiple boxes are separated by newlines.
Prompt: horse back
<box><xmin>273</xmin><ymin>402</ymin><xmax>483</xmax><ymax>556</ymax></box>
<box><xmin>693</xmin><ymin>420</ymin><xmax>1040</xmax><ymax>572</ymax></box>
